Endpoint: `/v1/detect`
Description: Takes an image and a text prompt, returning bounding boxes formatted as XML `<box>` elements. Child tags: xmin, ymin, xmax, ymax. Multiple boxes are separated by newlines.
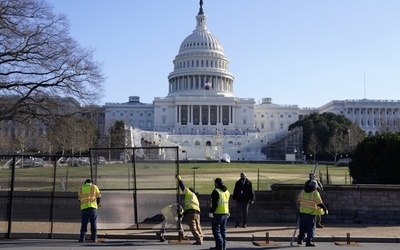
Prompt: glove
<box><xmin>249</xmin><ymin>200</ymin><xmax>254</xmax><ymax>205</ymax></box>
<box><xmin>324</xmin><ymin>209</ymin><xmax>329</xmax><ymax>215</ymax></box>
<box><xmin>227</xmin><ymin>213</ymin><xmax>230</xmax><ymax>218</ymax></box>
<box><xmin>176</xmin><ymin>175</ymin><xmax>182</xmax><ymax>181</ymax></box>
<box><xmin>209</xmin><ymin>212</ymin><xmax>214</xmax><ymax>218</ymax></box>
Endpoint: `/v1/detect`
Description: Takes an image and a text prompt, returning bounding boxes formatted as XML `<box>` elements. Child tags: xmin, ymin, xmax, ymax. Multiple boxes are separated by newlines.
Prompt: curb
<box><xmin>4</xmin><ymin>233</ymin><xmax>399</xmax><ymax>244</ymax></box>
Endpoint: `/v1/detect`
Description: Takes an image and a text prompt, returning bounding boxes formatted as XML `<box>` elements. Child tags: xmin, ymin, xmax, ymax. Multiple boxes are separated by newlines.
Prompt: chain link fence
<box><xmin>0</xmin><ymin>146</ymin><xmax>179</xmax><ymax>238</ymax></box>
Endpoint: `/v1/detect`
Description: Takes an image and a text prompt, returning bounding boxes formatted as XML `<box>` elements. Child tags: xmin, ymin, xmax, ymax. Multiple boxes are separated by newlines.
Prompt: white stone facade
<box><xmin>101</xmin><ymin>2</ymin><xmax>400</xmax><ymax>160</ymax></box>
<box><xmin>318</xmin><ymin>99</ymin><xmax>400</xmax><ymax>136</ymax></box>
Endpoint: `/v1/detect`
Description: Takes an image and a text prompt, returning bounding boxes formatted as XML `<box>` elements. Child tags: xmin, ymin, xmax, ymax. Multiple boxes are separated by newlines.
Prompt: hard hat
<box><xmin>309</xmin><ymin>180</ymin><xmax>318</xmax><ymax>189</ymax></box>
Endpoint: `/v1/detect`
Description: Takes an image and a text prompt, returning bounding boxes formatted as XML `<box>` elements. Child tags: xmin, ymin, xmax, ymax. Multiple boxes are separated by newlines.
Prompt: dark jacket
<box><xmin>233</xmin><ymin>178</ymin><xmax>255</xmax><ymax>203</ymax></box>
<box><xmin>210</xmin><ymin>184</ymin><xmax>229</xmax><ymax>213</ymax></box>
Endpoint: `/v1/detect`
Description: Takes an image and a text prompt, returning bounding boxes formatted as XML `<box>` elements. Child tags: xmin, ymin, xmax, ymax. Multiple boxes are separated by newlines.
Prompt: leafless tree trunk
<box><xmin>326</xmin><ymin>129</ymin><xmax>345</xmax><ymax>164</ymax></box>
<box><xmin>307</xmin><ymin>132</ymin><xmax>321</xmax><ymax>162</ymax></box>
<box><xmin>0</xmin><ymin>0</ymin><xmax>104</xmax><ymax>125</ymax></box>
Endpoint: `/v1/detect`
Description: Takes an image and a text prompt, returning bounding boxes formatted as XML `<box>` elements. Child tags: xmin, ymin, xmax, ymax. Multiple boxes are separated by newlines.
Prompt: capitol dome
<box><xmin>167</xmin><ymin>2</ymin><xmax>234</xmax><ymax>97</ymax></box>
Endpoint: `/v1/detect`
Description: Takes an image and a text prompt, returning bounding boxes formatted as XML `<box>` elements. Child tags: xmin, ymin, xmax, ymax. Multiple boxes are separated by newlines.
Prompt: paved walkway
<box><xmin>96</xmin><ymin>222</ymin><xmax>400</xmax><ymax>243</ymax></box>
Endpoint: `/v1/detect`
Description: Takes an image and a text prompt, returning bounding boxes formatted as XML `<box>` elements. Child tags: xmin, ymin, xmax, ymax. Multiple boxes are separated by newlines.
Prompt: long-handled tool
<box><xmin>290</xmin><ymin>162</ymin><xmax>318</xmax><ymax>246</ymax></box>
<box><xmin>290</xmin><ymin>217</ymin><xmax>300</xmax><ymax>246</ymax></box>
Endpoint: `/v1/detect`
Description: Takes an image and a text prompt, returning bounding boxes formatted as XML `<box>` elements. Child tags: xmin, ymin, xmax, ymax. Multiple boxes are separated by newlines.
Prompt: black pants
<box><xmin>235</xmin><ymin>201</ymin><xmax>250</xmax><ymax>226</ymax></box>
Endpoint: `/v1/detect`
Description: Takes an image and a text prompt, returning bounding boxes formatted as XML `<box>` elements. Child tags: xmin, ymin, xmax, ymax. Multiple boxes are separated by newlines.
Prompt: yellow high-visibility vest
<box><xmin>214</xmin><ymin>188</ymin><xmax>230</xmax><ymax>214</ymax></box>
<box><xmin>184</xmin><ymin>188</ymin><xmax>200</xmax><ymax>212</ymax></box>
<box><xmin>78</xmin><ymin>183</ymin><xmax>101</xmax><ymax>210</ymax></box>
<box><xmin>298</xmin><ymin>190</ymin><xmax>324</xmax><ymax>215</ymax></box>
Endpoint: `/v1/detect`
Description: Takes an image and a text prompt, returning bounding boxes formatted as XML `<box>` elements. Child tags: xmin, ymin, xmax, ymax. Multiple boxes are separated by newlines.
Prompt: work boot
<box><xmin>306</xmin><ymin>242</ymin><xmax>317</xmax><ymax>247</ymax></box>
<box><xmin>156</xmin><ymin>232</ymin><xmax>166</xmax><ymax>242</ymax></box>
<box><xmin>297</xmin><ymin>238</ymin><xmax>303</xmax><ymax>245</ymax></box>
<box><xmin>209</xmin><ymin>247</ymin><xmax>222</xmax><ymax>250</ymax></box>
<box><xmin>316</xmin><ymin>221</ymin><xmax>324</xmax><ymax>228</ymax></box>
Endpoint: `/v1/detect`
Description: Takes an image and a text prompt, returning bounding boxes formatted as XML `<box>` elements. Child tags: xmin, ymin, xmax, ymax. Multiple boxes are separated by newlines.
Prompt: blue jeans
<box><xmin>80</xmin><ymin>208</ymin><xmax>98</xmax><ymax>241</ymax></box>
<box><xmin>211</xmin><ymin>214</ymin><xmax>228</xmax><ymax>249</ymax></box>
<box><xmin>298</xmin><ymin>213</ymin><xmax>316</xmax><ymax>243</ymax></box>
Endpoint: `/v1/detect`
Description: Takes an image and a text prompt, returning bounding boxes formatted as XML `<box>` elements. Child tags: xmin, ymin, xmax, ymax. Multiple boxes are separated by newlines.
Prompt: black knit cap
<box><xmin>85</xmin><ymin>179</ymin><xmax>92</xmax><ymax>184</ymax></box>
<box><xmin>215</xmin><ymin>178</ymin><xmax>223</xmax><ymax>186</ymax></box>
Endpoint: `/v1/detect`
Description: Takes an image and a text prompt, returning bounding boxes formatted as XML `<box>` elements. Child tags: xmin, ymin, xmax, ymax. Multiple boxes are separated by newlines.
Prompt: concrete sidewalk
<box><xmin>4</xmin><ymin>222</ymin><xmax>400</xmax><ymax>244</ymax></box>
<box><xmin>96</xmin><ymin>222</ymin><xmax>400</xmax><ymax>243</ymax></box>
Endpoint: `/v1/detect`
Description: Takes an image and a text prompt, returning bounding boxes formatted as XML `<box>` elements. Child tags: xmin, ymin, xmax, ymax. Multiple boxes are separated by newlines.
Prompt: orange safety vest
<box><xmin>78</xmin><ymin>183</ymin><xmax>101</xmax><ymax>210</ymax></box>
<box><xmin>298</xmin><ymin>190</ymin><xmax>324</xmax><ymax>216</ymax></box>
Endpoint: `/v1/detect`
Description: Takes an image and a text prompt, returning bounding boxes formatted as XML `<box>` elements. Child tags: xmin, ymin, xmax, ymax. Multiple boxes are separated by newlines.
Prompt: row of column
<box><xmin>168</xmin><ymin>75</ymin><xmax>233</xmax><ymax>93</ymax></box>
<box><xmin>175</xmin><ymin>104</ymin><xmax>234</xmax><ymax>126</ymax></box>
<box><xmin>346</xmin><ymin>107</ymin><xmax>399</xmax><ymax>127</ymax></box>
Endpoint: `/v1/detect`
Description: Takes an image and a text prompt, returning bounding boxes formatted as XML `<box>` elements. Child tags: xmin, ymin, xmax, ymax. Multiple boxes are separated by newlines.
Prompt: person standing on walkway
<box><xmin>176</xmin><ymin>175</ymin><xmax>203</xmax><ymax>245</ymax></box>
<box><xmin>78</xmin><ymin>179</ymin><xmax>101</xmax><ymax>243</ymax></box>
<box><xmin>209</xmin><ymin>177</ymin><xmax>230</xmax><ymax>250</ymax></box>
<box><xmin>297</xmin><ymin>180</ymin><xmax>328</xmax><ymax>247</ymax></box>
<box><xmin>305</xmin><ymin>172</ymin><xmax>324</xmax><ymax>228</ymax></box>
<box><xmin>232</xmin><ymin>172</ymin><xmax>255</xmax><ymax>228</ymax></box>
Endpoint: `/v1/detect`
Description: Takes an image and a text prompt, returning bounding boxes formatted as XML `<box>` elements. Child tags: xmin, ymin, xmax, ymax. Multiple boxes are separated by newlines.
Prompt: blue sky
<box><xmin>47</xmin><ymin>0</ymin><xmax>400</xmax><ymax>108</ymax></box>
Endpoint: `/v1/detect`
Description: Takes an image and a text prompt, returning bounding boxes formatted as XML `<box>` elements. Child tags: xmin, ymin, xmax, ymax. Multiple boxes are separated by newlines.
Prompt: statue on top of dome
<box><xmin>199</xmin><ymin>0</ymin><xmax>204</xmax><ymax>15</ymax></box>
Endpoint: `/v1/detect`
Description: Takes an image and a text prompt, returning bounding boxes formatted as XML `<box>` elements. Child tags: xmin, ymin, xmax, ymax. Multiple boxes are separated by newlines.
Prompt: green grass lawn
<box><xmin>0</xmin><ymin>162</ymin><xmax>351</xmax><ymax>193</ymax></box>
<box><xmin>177</xmin><ymin>162</ymin><xmax>351</xmax><ymax>194</ymax></box>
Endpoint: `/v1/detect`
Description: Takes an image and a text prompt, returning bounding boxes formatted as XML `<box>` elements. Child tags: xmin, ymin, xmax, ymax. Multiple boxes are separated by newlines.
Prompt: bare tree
<box><xmin>46</xmin><ymin>115</ymin><xmax>98</xmax><ymax>155</ymax></box>
<box><xmin>326</xmin><ymin>129</ymin><xmax>345</xmax><ymax>164</ymax></box>
<box><xmin>345</xmin><ymin>123</ymin><xmax>365</xmax><ymax>154</ymax></box>
<box><xmin>0</xmin><ymin>0</ymin><xmax>104</xmax><ymax>125</ymax></box>
<box><xmin>307</xmin><ymin>132</ymin><xmax>321</xmax><ymax>162</ymax></box>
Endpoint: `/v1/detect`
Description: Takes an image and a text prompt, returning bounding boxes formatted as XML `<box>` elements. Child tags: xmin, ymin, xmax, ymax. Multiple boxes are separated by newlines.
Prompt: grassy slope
<box><xmin>0</xmin><ymin>162</ymin><xmax>350</xmax><ymax>193</ymax></box>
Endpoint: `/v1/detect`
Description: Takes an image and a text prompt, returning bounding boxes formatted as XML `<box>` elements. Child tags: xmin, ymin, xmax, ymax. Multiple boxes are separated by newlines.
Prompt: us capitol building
<box><xmin>103</xmin><ymin>2</ymin><xmax>400</xmax><ymax>161</ymax></box>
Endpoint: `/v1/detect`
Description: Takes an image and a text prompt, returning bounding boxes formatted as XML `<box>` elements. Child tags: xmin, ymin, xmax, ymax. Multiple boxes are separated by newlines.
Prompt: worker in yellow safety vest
<box><xmin>176</xmin><ymin>175</ymin><xmax>203</xmax><ymax>245</ymax></box>
<box><xmin>78</xmin><ymin>179</ymin><xmax>101</xmax><ymax>243</ymax></box>
<box><xmin>209</xmin><ymin>178</ymin><xmax>230</xmax><ymax>250</ymax></box>
<box><xmin>297</xmin><ymin>180</ymin><xmax>328</xmax><ymax>247</ymax></box>
<box><xmin>305</xmin><ymin>172</ymin><xmax>325</xmax><ymax>228</ymax></box>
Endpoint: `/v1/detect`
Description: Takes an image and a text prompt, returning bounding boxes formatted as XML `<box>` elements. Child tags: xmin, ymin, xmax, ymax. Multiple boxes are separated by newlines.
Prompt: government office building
<box><xmin>103</xmin><ymin>2</ymin><xmax>400</xmax><ymax>161</ymax></box>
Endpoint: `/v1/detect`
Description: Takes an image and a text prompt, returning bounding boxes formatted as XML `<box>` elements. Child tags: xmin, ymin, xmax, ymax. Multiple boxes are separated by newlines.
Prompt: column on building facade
<box><xmin>207</xmin><ymin>105</ymin><xmax>211</xmax><ymax>125</ymax></box>
<box><xmin>189</xmin><ymin>105</ymin><xmax>193</xmax><ymax>124</ymax></box>
<box><xmin>199</xmin><ymin>104</ymin><xmax>202</xmax><ymax>124</ymax></box>
<box><xmin>231</xmin><ymin>105</ymin><xmax>234</xmax><ymax>124</ymax></box>
<box><xmin>372</xmin><ymin>108</ymin><xmax>375</xmax><ymax>128</ymax></box>
<box><xmin>174</xmin><ymin>78</ymin><xmax>178</xmax><ymax>92</ymax></box>
<box><xmin>218</xmin><ymin>105</ymin><xmax>221</xmax><ymax>124</ymax></box>
<box><xmin>175</xmin><ymin>105</ymin><xmax>179</xmax><ymax>124</ymax></box>
<box><xmin>377</xmin><ymin>108</ymin><xmax>381</xmax><ymax>127</ymax></box>
<box><xmin>187</xmin><ymin>105</ymin><xmax>190</xmax><ymax>125</ymax></box>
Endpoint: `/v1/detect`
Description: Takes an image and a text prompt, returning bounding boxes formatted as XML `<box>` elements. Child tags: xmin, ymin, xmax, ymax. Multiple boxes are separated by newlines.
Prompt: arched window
<box><xmin>195</xmin><ymin>140</ymin><xmax>200</xmax><ymax>146</ymax></box>
<box><xmin>206</xmin><ymin>141</ymin><xmax>211</xmax><ymax>146</ymax></box>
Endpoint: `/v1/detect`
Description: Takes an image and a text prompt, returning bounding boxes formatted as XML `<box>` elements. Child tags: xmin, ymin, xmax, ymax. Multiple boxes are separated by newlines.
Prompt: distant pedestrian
<box><xmin>232</xmin><ymin>172</ymin><xmax>255</xmax><ymax>228</ymax></box>
<box><xmin>209</xmin><ymin>177</ymin><xmax>230</xmax><ymax>250</ymax></box>
<box><xmin>78</xmin><ymin>179</ymin><xmax>101</xmax><ymax>243</ymax></box>
<box><xmin>297</xmin><ymin>180</ymin><xmax>328</xmax><ymax>247</ymax></box>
